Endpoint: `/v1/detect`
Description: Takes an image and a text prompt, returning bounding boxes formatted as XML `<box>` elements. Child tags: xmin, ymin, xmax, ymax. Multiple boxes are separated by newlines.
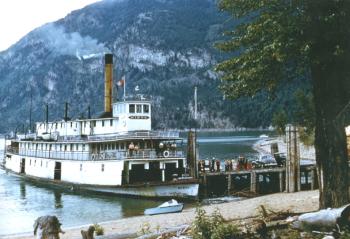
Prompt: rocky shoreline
<box><xmin>4</xmin><ymin>190</ymin><xmax>319</xmax><ymax>239</ymax></box>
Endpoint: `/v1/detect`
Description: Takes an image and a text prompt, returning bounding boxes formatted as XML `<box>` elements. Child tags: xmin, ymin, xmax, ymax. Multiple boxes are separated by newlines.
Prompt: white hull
<box><xmin>4</xmin><ymin>153</ymin><xmax>199</xmax><ymax>199</ymax></box>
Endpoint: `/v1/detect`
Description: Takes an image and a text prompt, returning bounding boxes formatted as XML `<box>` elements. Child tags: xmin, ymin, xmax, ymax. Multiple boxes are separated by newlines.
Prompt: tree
<box><xmin>216</xmin><ymin>0</ymin><xmax>350</xmax><ymax>208</ymax></box>
<box><xmin>272</xmin><ymin>109</ymin><xmax>288</xmax><ymax>136</ymax></box>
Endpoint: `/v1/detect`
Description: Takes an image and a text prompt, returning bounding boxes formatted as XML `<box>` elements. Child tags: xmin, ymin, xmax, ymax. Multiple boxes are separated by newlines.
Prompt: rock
<box><xmin>33</xmin><ymin>215</ymin><xmax>64</xmax><ymax>239</ymax></box>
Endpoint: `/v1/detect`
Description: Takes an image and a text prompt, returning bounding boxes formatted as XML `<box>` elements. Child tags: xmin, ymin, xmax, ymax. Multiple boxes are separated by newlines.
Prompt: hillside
<box><xmin>0</xmin><ymin>0</ymin><xmax>304</xmax><ymax>132</ymax></box>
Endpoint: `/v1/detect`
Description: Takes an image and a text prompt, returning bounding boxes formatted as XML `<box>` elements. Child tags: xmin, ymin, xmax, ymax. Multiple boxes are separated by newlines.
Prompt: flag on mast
<box><xmin>117</xmin><ymin>76</ymin><xmax>126</xmax><ymax>100</ymax></box>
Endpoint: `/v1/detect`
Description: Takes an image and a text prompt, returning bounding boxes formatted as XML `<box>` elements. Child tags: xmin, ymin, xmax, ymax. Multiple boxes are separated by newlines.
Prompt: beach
<box><xmin>4</xmin><ymin>190</ymin><xmax>319</xmax><ymax>239</ymax></box>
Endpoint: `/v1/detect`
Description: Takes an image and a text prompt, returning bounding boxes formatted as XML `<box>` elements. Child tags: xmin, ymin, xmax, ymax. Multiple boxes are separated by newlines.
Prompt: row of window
<box><xmin>129</xmin><ymin>104</ymin><xmax>149</xmax><ymax>114</ymax></box>
<box><xmin>20</xmin><ymin>143</ymin><xmax>87</xmax><ymax>151</ymax></box>
<box><xmin>37</xmin><ymin>119</ymin><xmax>114</xmax><ymax>130</ymax></box>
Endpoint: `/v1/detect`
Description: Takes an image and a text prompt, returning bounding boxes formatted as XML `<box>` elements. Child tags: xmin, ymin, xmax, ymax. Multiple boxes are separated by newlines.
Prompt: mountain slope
<box><xmin>0</xmin><ymin>0</ymin><xmax>302</xmax><ymax>133</ymax></box>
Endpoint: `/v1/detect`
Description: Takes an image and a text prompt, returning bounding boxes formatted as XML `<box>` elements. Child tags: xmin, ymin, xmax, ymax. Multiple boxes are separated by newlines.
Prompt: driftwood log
<box><xmin>292</xmin><ymin>204</ymin><xmax>350</xmax><ymax>232</ymax></box>
<box><xmin>33</xmin><ymin>215</ymin><xmax>64</xmax><ymax>239</ymax></box>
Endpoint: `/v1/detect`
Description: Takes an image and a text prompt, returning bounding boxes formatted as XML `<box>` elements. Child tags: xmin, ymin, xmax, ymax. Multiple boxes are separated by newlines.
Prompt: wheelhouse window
<box><xmin>110</xmin><ymin>119</ymin><xmax>113</xmax><ymax>126</ymax></box>
<box><xmin>136</xmin><ymin>104</ymin><xmax>142</xmax><ymax>113</ymax></box>
<box><xmin>129</xmin><ymin>104</ymin><xmax>135</xmax><ymax>113</ymax></box>
<box><xmin>102</xmin><ymin>120</ymin><xmax>105</xmax><ymax>127</ymax></box>
<box><xmin>143</xmin><ymin>104</ymin><xmax>149</xmax><ymax>113</ymax></box>
<box><xmin>101</xmin><ymin>164</ymin><xmax>104</xmax><ymax>172</ymax></box>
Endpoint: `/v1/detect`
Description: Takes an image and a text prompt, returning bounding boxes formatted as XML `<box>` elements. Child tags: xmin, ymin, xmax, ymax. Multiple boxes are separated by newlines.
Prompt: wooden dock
<box><xmin>198</xmin><ymin>165</ymin><xmax>317</xmax><ymax>198</ymax></box>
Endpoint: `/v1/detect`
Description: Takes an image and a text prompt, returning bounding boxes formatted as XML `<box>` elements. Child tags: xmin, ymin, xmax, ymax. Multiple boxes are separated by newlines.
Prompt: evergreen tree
<box><xmin>216</xmin><ymin>0</ymin><xmax>350</xmax><ymax>208</ymax></box>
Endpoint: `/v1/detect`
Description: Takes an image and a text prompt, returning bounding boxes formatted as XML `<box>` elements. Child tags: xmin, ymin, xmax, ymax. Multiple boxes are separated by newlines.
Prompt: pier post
<box><xmin>227</xmin><ymin>174</ymin><xmax>232</xmax><ymax>195</ymax></box>
<box><xmin>187</xmin><ymin>130</ymin><xmax>197</xmax><ymax>178</ymax></box>
<box><xmin>162</xmin><ymin>169</ymin><xmax>165</xmax><ymax>182</ymax></box>
<box><xmin>279</xmin><ymin>172</ymin><xmax>284</xmax><ymax>192</ymax></box>
<box><xmin>285</xmin><ymin>125</ymin><xmax>301</xmax><ymax>192</ymax></box>
<box><xmin>310</xmin><ymin>169</ymin><xmax>315</xmax><ymax>190</ymax></box>
<box><xmin>203</xmin><ymin>174</ymin><xmax>208</xmax><ymax>198</ymax></box>
<box><xmin>250</xmin><ymin>172</ymin><xmax>256</xmax><ymax>193</ymax></box>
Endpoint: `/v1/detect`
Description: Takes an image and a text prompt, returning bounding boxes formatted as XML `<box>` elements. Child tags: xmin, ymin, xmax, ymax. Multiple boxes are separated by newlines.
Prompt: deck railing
<box><xmin>7</xmin><ymin>146</ymin><xmax>184</xmax><ymax>161</ymax></box>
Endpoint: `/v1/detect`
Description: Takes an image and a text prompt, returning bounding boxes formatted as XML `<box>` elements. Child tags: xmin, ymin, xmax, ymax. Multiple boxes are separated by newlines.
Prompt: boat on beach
<box><xmin>3</xmin><ymin>54</ymin><xmax>199</xmax><ymax>200</ymax></box>
<box><xmin>144</xmin><ymin>199</ymin><xmax>184</xmax><ymax>215</ymax></box>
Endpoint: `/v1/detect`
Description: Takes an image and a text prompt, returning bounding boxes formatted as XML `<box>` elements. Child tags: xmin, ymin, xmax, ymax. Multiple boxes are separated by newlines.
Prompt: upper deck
<box><xmin>35</xmin><ymin>97</ymin><xmax>153</xmax><ymax>140</ymax></box>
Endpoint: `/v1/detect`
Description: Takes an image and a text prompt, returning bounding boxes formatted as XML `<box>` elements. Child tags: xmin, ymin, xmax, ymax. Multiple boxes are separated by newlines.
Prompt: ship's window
<box><xmin>143</xmin><ymin>104</ymin><xmax>149</xmax><ymax>113</ymax></box>
<box><xmin>49</xmin><ymin>144</ymin><xmax>52</xmax><ymax>150</ymax></box>
<box><xmin>70</xmin><ymin>144</ymin><xmax>74</xmax><ymax>151</ymax></box>
<box><xmin>101</xmin><ymin>164</ymin><xmax>104</xmax><ymax>172</ymax></box>
<box><xmin>116</xmin><ymin>143</ymin><xmax>119</xmax><ymax>149</ymax></box>
<box><xmin>76</xmin><ymin>144</ymin><xmax>79</xmax><ymax>151</ymax></box>
<box><xmin>93</xmin><ymin>121</ymin><xmax>96</xmax><ymax>127</ymax></box>
<box><xmin>129</xmin><ymin>104</ymin><xmax>135</xmax><ymax>113</ymax></box>
<box><xmin>110</xmin><ymin>119</ymin><xmax>113</xmax><ymax>126</ymax></box>
<box><xmin>84</xmin><ymin>121</ymin><xmax>86</xmax><ymax>128</ymax></box>
<box><xmin>60</xmin><ymin>144</ymin><xmax>62</xmax><ymax>151</ymax></box>
<box><xmin>104</xmin><ymin>144</ymin><xmax>107</xmax><ymax>150</ymax></box>
<box><xmin>34</xmin><ymin>160</ymin><xmax>36</xmax><ymax>166</ymax></box>
<box><xmin>75</xmin><ymin>122</ymin><xmax>78</xmax><ymax>128</ymax></box>
<box><xmin>64</xmin><ymin>145</ymin><xmax>67</xmax><ymax>151</ymax></box>
<box><xmin>112</xmin><ymin>143</ymin><xmax>115</xmax><ymax>150</ymax></box>
<box><xmin>61</xmin><ymin>123</ymin><xmax>63</xmax><ymax>128</ymax></box>
<box><xmin>70</xmin><ymin>122</ymin><xmax>73</xmax><ymax>127</ymax></box>
<box><xmin>80</xmin><ymin>164</ymin><xmax>82</xmax><ymax>171</ymax></box>
<box><xmin>82</xmin><ymin>144</ymin><xmax>86</xmax><ymax>151</ymax></box>
<box><xmin>136</xmin><ymin>104</ymin><xmax>142</xmax><ymax>113</ymax></box>
<box><xmin>140</xmin><ymin>141</ymin><xmax>144</xmax><ymax>149</ymax></box>
<box><xmin>102</xmin><ymin>120</ymin><xmax>105</xmax><ymax>127</ymax></box>
<box><xmin>55</xmin><ymin>123</ymin><xmax>58</xmax><ymax>129</ymax></box>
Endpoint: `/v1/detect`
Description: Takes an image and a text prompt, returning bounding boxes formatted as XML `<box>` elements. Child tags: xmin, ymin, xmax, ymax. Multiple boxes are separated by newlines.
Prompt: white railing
<box><xmin>9</xmin><ymin>147</ymin><xmax>184</xmax><ymax>161</ymax></box>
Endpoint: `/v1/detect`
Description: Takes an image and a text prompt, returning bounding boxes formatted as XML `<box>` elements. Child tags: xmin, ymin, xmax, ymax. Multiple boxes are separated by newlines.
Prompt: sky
<box><xmin>0</xmin><ymin>0</ymin><xmax>101</xmax><ymax>51</ymax></box>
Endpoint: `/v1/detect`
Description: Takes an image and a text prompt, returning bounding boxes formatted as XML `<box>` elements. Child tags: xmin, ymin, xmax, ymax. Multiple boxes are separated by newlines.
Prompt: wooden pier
<box><xmin>198</xmin><ymin>164</ymin><xmax>317</xmax><ymax>198</ymax></box>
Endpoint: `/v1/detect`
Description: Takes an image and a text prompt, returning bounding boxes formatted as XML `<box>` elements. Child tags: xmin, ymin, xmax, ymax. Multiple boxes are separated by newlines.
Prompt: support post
<box><xmin>187</xmin><ymin>130</ymin><xmax>197</xmax><ymax>178</ymax></box>
<box><xmin>227</xmin><ymin>174</ymin><xmax>232</xmax><ymax>195</ymax></box>
<box><xmin>310</xmin><ymin>169</ymin><xmax>315</xmax><ymax>190</ymax></box>
<box><xmin>162</xmin><ymin>169</ymin><xmax>165</xmax><ymax>182</ymax></box>
<box><xmin>203</xmin><ymin>174</ymin><xmax>208</xmax><ymax>198</ymax></box>
<box><xmin>285</xmin><ymin>125</ymin><xmax>301</xmax><ymax>192</ymax></box>
<box><xmin>250</xmin><ymin>172</ymin><xmax>256</xmax><ymax>193</ymax></box>
<box><xmin>279</xmin><ymin>171</ymin><xmax>284</xmax><ymax>192</ymax></box>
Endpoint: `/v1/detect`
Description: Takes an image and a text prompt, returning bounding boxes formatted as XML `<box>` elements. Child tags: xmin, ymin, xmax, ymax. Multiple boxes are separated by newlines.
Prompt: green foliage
<box><xmin>139</xmin><ymin>222</ymin><xmax>151</xmax><ymax>235</ymax></box>
<box><xmin>215</xmin><ymin>0</ymin><xmax>307</xmax><ymax>100</ymax></box>
<box><xmin>191</xmin><ymin>207</ymin><xmax>241</xmax><ymax>239</ymax></box>
<box><xmin>93</xmin><ymin>223</ymin><xmax>104</xmax><ymax>236</ymax></box>
<box><xmin>272</xmin><ymin>109</ymin><xmax>288</xmax><ymax>136</ymax></box>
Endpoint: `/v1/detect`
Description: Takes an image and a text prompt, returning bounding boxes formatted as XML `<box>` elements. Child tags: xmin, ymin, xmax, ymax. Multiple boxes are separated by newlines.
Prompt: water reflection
<box><xmin>54</xmin><ymin>191</ymin><xmax>63</xmax><ymax>209</ymax></box>
<box><xmin>20</xmin><ymin>181</ymin><xmax>26</xmax><ymax>199</ymax></box>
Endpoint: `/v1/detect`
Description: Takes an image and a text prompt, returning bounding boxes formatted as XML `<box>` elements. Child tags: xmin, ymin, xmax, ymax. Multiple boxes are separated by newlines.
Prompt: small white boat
<box><xmin>259</xmin><ymin>134</ymin><xmax>269</xmax><ymax>139</ymax></box>
<box><xmin>144</xmin><ymin>199</ymin><xmax>184</xmax><ymax>215</ymax></box>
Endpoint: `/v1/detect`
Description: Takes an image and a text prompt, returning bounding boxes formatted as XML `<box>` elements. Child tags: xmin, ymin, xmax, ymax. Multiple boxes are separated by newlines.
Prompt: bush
<box><xmin>191</xmin><ymin>207</ymin><xmax>241</xmax><ymax>239</ymax></box>
<box><xmin>93</xmin><ymin>223</ymin><xmax>104</xmax><ymax>236</ymax></box>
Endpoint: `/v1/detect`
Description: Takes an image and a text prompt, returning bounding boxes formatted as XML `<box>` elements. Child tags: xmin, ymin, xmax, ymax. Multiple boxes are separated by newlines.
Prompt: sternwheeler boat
<box><xmin>3</xmin><ymin>54</ymin><xmax>199</xmax><ymax>200</ymax></box>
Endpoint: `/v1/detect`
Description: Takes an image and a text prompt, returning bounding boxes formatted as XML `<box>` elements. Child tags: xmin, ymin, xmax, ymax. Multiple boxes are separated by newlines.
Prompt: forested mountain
<box><xmin>0</xmin><ymin>0</ymin><xmax>306</xmax><ymax>132</ymax></box>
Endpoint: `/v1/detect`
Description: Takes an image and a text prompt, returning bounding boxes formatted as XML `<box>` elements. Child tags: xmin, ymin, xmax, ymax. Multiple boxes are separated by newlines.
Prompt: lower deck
<box><xmin>5</xmin><ymin>153</ymin><xmax>188</xmax><ymax>187</ymax></box>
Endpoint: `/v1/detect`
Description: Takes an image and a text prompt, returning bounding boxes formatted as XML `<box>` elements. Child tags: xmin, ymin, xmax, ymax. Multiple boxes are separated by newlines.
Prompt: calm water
<box><xmin>0</xmin><ymin>131</ymin><xmax>269</xmax><ymax>236</ymax></box>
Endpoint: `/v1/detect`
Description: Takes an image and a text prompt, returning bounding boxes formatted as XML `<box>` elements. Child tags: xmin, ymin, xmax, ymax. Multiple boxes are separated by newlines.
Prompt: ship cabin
<box><xmin>7</xmin><ymin>98</ymin><xmax>186</xmax><ymax>184</ymax></box>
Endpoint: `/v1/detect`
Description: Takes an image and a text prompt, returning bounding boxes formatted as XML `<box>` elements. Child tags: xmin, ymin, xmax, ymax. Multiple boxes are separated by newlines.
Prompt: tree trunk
<box><xmin>312</xmin><ymin>61</ymin><xmax>349</xmax><ymax>208</ymax></box>
<box><xmin>307</xmin><ymin>0</ymin><xmax>350</xmax><ymax>209</ymax></box>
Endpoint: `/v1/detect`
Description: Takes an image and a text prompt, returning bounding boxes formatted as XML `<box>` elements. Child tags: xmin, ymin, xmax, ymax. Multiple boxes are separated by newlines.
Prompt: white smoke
<box><xmin>36</xmin><ymin>23</ymin><xmax>107</xmax><ymax>59</ymax></box>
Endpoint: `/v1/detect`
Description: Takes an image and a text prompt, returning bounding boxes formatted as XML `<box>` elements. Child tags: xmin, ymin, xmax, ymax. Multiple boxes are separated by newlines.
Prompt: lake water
<box><xmin>0</xmin><ymin>131</ymin><xmax>269</xmax><ymax>236</ymax></box>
